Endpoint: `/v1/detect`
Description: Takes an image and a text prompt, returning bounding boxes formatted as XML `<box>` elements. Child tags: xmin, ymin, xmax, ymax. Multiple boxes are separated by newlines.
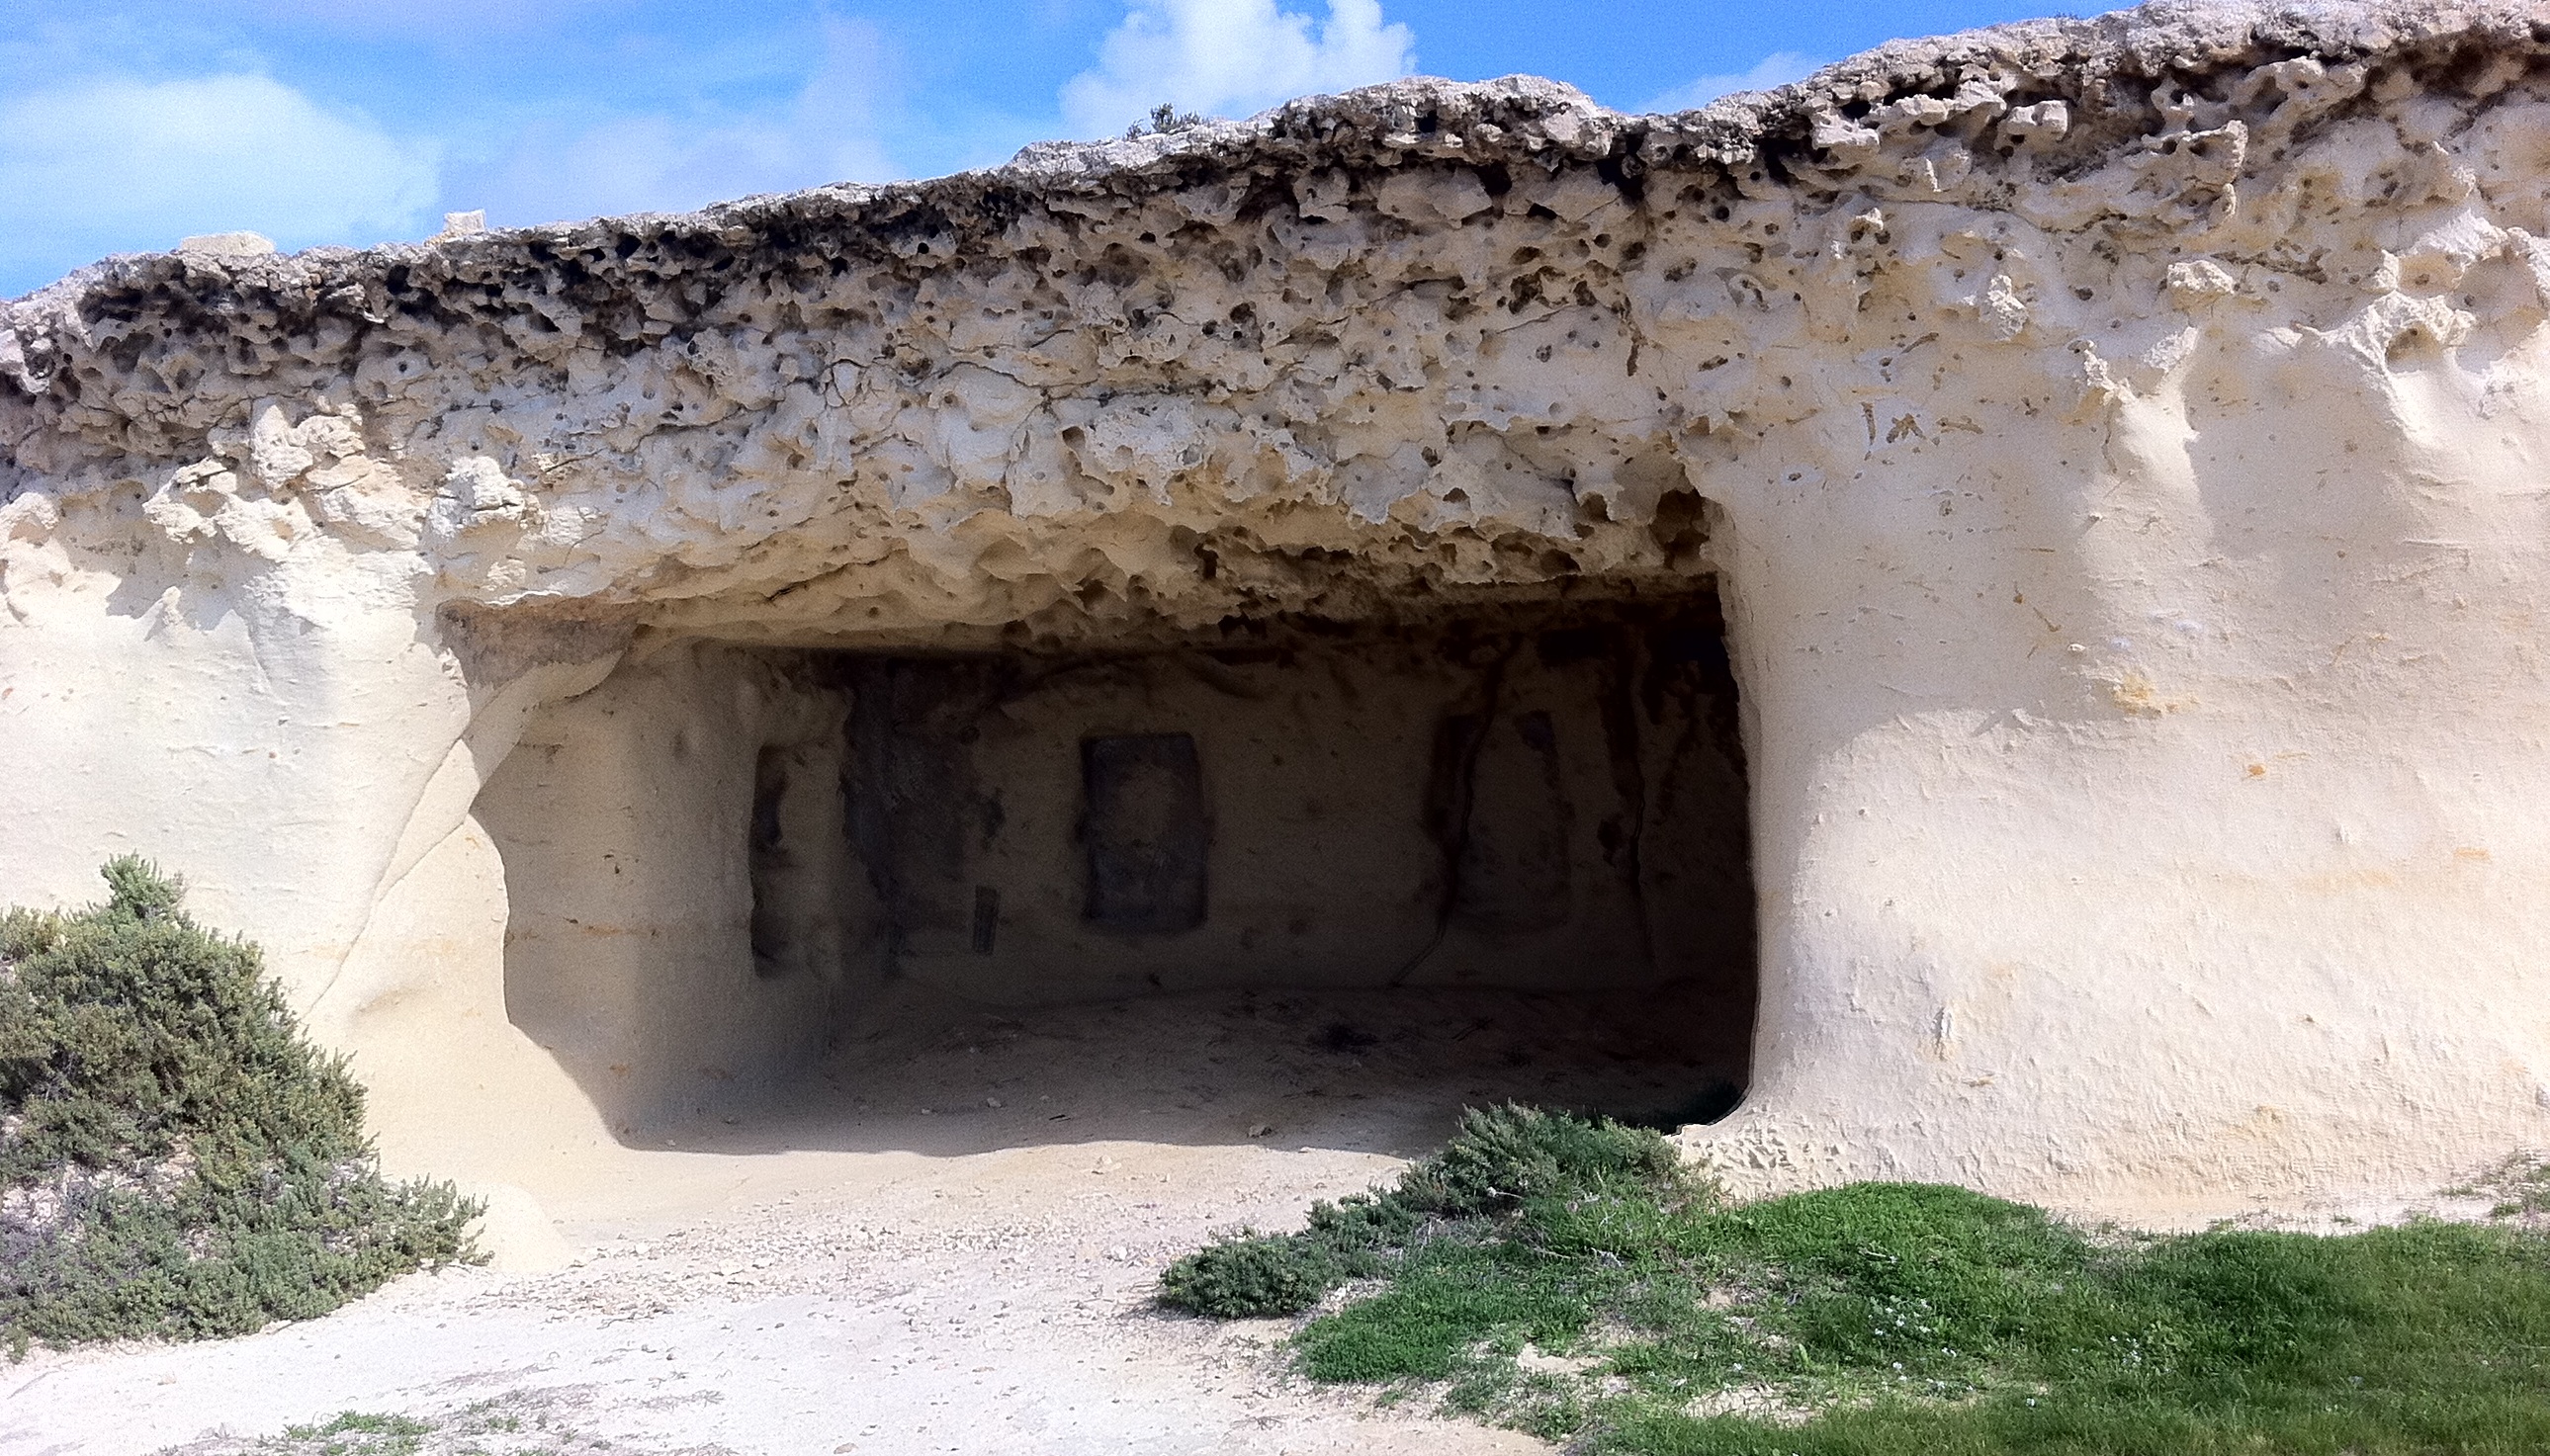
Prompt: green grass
<box><xmin>1166</xmin><ymin>1106</ymin><xmax>2550</xmax><ymax>1454</ymax></box>
<box><xmin>191</xmin><ymin>1396</ymin><xmax>597</xmax><ymax>1455</ymax></box>
<box><xmin>275</xmin><ymin>1413</ymin><xmax>434</xmax><ymax>1456</ymax></box>
<box><xmin>2</xmin><ymin>858</ymin><xmax>479</xmax><ymax>1355</ymax></box>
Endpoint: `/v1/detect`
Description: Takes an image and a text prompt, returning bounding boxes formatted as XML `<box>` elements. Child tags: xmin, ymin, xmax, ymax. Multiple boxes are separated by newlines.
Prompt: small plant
<box><xmin>1125</xmin><ymin>102</ymin><xmax>1208</xmax><ymax>139</ymax></box>
<box><xmin>274</xmin><ymin>1412</ymin><xmax>433</xmax><ymax>1455</ymax></box>
<box><xmin>1</xmin><ymin>859</ymin><xmax>479</xmax><ymax>1355</ymax></box>
<box><xmin>2453</xmin><ymin>1150</ymin><xmax>2550</xmax><ymax>1222</ymax></box>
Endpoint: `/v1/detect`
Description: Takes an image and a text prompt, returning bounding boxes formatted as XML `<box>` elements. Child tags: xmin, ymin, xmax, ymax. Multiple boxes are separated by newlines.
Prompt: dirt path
<box><xmin>4</xmin><ymin>988</ymin><xmax>1730</xmax><ymax>1455</ymax></box>
<box><xmin>6</xmin><ymin>1147</ymin><xmax>1537</xmax><ymax>1454</ymax></box>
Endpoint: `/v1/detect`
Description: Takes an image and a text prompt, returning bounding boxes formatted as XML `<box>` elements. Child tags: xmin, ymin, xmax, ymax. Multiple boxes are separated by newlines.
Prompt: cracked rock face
<box><xmin>6</xmin><ymin>0</ymin><xmax>2550</xmax><ymax>1210</ymax></box>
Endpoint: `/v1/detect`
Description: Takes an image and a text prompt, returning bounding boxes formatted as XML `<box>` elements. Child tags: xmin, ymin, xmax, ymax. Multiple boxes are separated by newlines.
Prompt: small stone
<box><xmin>2165</xmin><ymin>258</ymin><xmax>2240</xmax><ymax>305</ymax></box>
<box><xmin>174</xmin><ymin>231</ymin><xmax>274</xmax><ymax>258</ymax></box>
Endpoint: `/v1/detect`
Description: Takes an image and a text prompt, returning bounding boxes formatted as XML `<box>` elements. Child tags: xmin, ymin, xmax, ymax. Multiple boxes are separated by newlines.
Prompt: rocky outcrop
<box><xmin>6</xmin><ymin>0</ymin><xmax>2550</xmax><ymax>1212</ymax></box>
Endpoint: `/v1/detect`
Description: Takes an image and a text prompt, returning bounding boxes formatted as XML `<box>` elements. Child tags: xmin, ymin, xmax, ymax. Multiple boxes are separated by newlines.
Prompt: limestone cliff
<box><xmin>6</xmin><ymin>0</ymin><xmax>2550</xmax><ymax>1210</ymax></box>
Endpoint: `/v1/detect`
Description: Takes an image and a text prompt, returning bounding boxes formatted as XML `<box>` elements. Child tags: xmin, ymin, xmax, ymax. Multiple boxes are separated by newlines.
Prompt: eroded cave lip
<box><xmin>1</xmin><ymin>0</ymin><xmax>2540</xmax><ymax>339</ymax></box>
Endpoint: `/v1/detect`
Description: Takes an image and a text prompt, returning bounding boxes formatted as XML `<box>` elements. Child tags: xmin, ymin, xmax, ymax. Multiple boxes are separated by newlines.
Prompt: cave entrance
<box><xmin>480</xmin><ymin>583</ymin><xmax>1756</xmax><ymax>1146</ymax></box>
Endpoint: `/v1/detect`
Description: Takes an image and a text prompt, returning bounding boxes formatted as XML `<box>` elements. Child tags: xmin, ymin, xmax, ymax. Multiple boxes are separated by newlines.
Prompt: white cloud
<box><xmin>1060</xmin><ymin>0</ymin><xmax>1415</xmax><ymax>139</ymax></box>
<box><xmin>1646</xmin><ymin>51</ymin><xmax>1824</xmax><ymax>113</ymax></box>
<box><xmin>0</xmin><ymin>72</ymin><xmax>440</xmax><ymax>281</ymax></box>
<box><xmin>462</xmin><ymin>19</ymin><xmax>901</xmax><ymax>227</ymax></box>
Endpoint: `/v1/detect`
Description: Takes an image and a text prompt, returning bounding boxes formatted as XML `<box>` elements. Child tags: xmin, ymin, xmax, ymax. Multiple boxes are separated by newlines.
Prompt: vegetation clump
<box><xmin>2449</xmin><ymin>1151</ymin><xmax>2550</xmax><ymax>1224</ymax></box>
<box><xmin>1164</xmin><ymin>1103</ymin><xmax>1687</xmax><ymax>1318</ymax></box>
<box><xmin>1168</xmin><ymin>1106</ymin><xmax>2550</xmax><ymax>1453</ymax></box>
<box><xmin>1124</xmin><ymin>102</ymin><xmax>1208</xmax><ymax>138</ymax></box>
<box><xmin>0</xmin><ymin>858</ymin><xmax>477</xmax><ymax>1354</ymax></box>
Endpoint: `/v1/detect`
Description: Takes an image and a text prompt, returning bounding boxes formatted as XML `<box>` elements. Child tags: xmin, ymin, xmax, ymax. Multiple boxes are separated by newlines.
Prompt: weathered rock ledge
<box><xmin>9</xmin><ymin>0</ymin><xmax>2550</xmax><ymax>645</ymax></box>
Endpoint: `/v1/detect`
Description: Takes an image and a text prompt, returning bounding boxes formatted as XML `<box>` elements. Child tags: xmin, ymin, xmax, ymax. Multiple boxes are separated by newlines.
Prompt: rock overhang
<box><xmin>5</xmin><ymin>0</ymin><xmax>2549</xmax><ymax>651</ymax></box>
<box><xmin>8</xmin><ymin>0</ymin><xmax>2541</xmax><ymax>331</ymax></box>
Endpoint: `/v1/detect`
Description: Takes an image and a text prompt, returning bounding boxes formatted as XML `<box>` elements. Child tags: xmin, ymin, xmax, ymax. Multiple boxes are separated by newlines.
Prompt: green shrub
<box><xmin>1397</xmin><ymin>1102</ymin><xmax>1691</xmax><ymax>1219</ymax></box>
<box><xmin>1160</xmin><ymin>1103</ymin><xmax>1689</xmax><ymax>1318</ymax></box>
<box><xmin>0</xmin><ymin>858</ymin><xmax>478</xmax><ymax>1353</ymax></box>
<box><xmin>1162</xmin><ymin>1233</ymin><xmax>1343</xmax><ymax>1317</ymax></box>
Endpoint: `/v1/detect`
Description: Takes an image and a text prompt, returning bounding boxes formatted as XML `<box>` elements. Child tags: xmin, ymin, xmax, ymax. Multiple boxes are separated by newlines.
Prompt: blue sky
<box><xmin>0</xmin><ymin>0</ymin><xmax>2092</xmax><ymax>298</ymax></box>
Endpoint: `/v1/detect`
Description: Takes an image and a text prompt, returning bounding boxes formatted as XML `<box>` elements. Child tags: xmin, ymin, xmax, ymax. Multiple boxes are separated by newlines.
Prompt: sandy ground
<box><xmin>1</xmin><ymin>988</ymin><xmax>1742</xmax><ymax>1455</ymax></box>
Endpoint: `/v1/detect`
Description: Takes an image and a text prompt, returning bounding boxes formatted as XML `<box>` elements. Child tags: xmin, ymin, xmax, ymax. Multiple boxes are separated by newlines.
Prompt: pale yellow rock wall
<box><xmin>0</xmin><ymin>548</ymin><xmax>485</xmax><ymax>997</ymax></box>
<box><xmin>479</xmin><ymin>642</ymin><xmax>853</xmax><ymax>1129</ymax></box>
<box><xmin>1707</xmin><ymin>269</ymin><xmax>2550</xmax><ymax>1201</ymax></box>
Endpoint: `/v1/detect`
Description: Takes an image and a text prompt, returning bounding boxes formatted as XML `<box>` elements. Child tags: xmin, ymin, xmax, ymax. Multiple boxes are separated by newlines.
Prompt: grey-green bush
<box><xmin>0</xmin><ymin>858</ymin><xmax>477</xmax><ymax>1354</ymax></box>
<box><xmin>1159</xmin><ymin>1103</ymin><xmax>1690</xmax><ymax>1318</ymax></box>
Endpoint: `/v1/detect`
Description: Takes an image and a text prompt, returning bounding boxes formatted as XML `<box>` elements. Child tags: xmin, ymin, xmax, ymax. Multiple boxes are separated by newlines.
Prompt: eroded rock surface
<box><xmin>4</xmin><ymin>1</ymin><xmax>2539</xmax><ymax>641</ymax></box>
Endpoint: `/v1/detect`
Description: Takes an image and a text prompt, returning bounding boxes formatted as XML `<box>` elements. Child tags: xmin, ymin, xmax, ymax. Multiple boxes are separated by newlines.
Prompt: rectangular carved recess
<box><xmin>1080</xmin><ymin>732</ymin><xmax>1210</xmax><ymax>933</ymax></box>
<box><xmin>748</xmin><ymin>744</ymin><xmax>792</xmax><ymax>978</ymax></box>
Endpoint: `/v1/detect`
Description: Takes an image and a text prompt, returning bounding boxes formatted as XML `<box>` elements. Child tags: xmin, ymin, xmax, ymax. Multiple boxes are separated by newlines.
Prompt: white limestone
<box><xmin>7</xmin><ymin>0</ymin><xmax>2550</xmax><ymax>1216</ymax></box>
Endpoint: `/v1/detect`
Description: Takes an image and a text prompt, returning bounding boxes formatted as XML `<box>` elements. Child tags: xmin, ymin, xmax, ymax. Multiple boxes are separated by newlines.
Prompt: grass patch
<box><xmin>273</xmin><ymin>1413</ymin><xmax>433</xmax><ymax>1456</ymax></box>
<box><xmin>164</xmin><ymin>1390</ymin><xmax>624</xmax><ymax>1455</ymax></box>
<box><xmin>2</xmin><ymin>858</ymin><xmax>478</xmax><ymax>1355</ymax></box>
<box><xmin>1166</xmin><ymin>1106</ymin><xmax>2550</xmax><ymax>1454</ymax></box>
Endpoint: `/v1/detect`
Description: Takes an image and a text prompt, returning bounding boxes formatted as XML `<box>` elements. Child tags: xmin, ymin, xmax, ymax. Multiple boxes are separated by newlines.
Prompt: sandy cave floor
<box><xmin>1</xmin><ymin>987</ymin><xmax>1745</xmax><ymax>1456</ymax></box>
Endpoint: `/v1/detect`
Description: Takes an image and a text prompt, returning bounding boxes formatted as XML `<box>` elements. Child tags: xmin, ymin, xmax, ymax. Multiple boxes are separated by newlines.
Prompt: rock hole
<box><xmin>482</xmin><ymin>591</ymin><xmax>1757</xmax><ymax>1146</ymax></box>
